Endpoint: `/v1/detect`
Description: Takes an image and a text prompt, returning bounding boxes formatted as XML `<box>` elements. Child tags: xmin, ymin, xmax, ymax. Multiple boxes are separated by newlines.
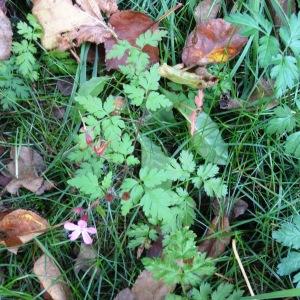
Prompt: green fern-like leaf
<box><xmin>285</xmin><ymin>131</ymin><xmax>300</xmax><ymax>159</ymax></box>
<box><xmin>266</xmin><ymin>105</ymin><xmax>296</xmax><ymax>135</ymax></box>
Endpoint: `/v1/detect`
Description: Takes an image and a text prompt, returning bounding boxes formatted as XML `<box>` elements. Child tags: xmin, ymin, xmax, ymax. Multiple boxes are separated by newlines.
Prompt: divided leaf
<box><xmin>192</xmin><ymin>112</ymin><xmax>228</xmax><ymax>165</ymax></box>
<box><xmin>285</xmin><ymin>131</ymin><xmax>300</xmax><ymax>159</ymax></box>
<box><xmin>266</xmin><ymin>105</ymin><xmax>296</xmax><ymax>135</ymax></box>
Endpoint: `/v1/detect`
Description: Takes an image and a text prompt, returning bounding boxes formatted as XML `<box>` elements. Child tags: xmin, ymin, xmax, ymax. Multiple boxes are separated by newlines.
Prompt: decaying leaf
<box><xmin>74</xmin><ymin>243</ymin><xmax>100</xmax><ymax>275</ymax></box>
<box><xmin>56</xmin><ymin>77</ymin><xmax>74</xmax><ymax>96</ymax></box>
<box><xmin>2</xmin><ymin>147</ymin><xmax>54</xmax><ymax>195</ymax></box>
<box><xmin>33</xmin><ymin>254</ymin><xmax>71</xmax><ymax>300</ymax></box>
<box><xmin>105</xmin><ymin>10</ymin><xmax>159</xmax><ymax>70</ymax></box>
<box><xmin>0</xmin><ymin>209</ymin><xmax>49</xmax><ymax>254</ymax></box>
<box><xmin>0</xmin><ymin>0</ymin><xmax>6</xmax><ymax>13</ymax></box>
<box><xmin>232</xmin><ymin>199</ymin><xmax>248</xmax><ymax>219</ymax></box>
<box><xmin>32</xmin><ymin>0</ymin><xmax>118</xmax><ymax>50</ymax></box>
<box><xmin>159</xmin><ymin>63</ymin><xmax>218</xmax><ymax>89</ymax></box>
<box><xmin>182</xmin><ymin>19</ymin><xmax>247</xmax><ymax>66</ymax></box>
<box><xmin>219</xmin><ymin>93</ymin><xmax>243</xmax><ymax>110</ymax></box>
<box><xmin>194</xmin><ymin>0</ymin><xmax>221</xmax><ymax>23</ymax></box>
<box><xmin>0</xmin><ymin>8</ymin><xmax>12</xmax><ymax>60</ymax></box>
<box><xmin>198</xmin><ymin>216</ymin><xmax>231</xmax><ymax>258</ymax></box>
<box><xmin>114</xmin><ymin>270</ymin><xmax>174</xmax><ymax>300</ymax></box>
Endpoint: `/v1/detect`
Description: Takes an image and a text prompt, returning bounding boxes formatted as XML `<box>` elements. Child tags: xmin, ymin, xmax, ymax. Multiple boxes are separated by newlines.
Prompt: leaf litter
<box><xmin>2</xmin><ymin>146</ymin><xmax>54</xmax><ymax>195</ymax></box>
<box><xmin>0</xmin><ymin>209</ymin><xmax>49</xmax><ymax>254</ymax></box>
<box><xmin>0</xmin><ymin>1</ymin><xmax>12</xmax><ymax>60</ymax></box>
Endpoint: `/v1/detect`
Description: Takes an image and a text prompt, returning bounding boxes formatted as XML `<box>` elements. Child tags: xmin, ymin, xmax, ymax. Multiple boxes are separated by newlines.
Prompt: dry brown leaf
<box><xmin>0</xmin><ymin>9</ymin><xmax>12</xmax><ymax>60</ymax></box>
<box><xmin>194</xmin><ymin>0</ymin><xmax>221</xmax><ymax>23</ymax></box>
<box><xmin>159</xmin><ymin>63</ymin><xmax>218</xmax><ymax>89</ymax></box>
<box><xmin>104</xmin><ymin>10</ymin><xmax>159</xmax><ymax>71</ymax></box>
<box><xmin>198</xmin><ymin>216</ymin><xmax>231</xmax><ymax>258</ymax></box>
<box><xmin>114</xmin><ymin>270</ymin><xmax>174</xmax><ymax>300</ymax></box>
<box><xmin>2</xmin><ymin>147</ymin><xmax>54</xmax><ymax>195</ymax></box>
<box><xmin>114</xmin><ymin>288</ymin><xmax>135</xmax><ymax>300</ymax></box>
<box><xmin>0</xmin><ymin>209</ymin><xmax>49</xmax><ymax>254</ymax></box>
<box><xmin>33</xmin><ymin>254</ymin><xmax>72</xmax><ymax>300</ymax></box>
<box><xmin>74</xmin><ymin>243</ymin><xmax>100</xmax><ymax>275</ymax></box>
<box><xmin>182</xmin><ymin>19</ymin><xmax>247</xmax><ymax>66</ymax></box>
<box><xmin>32</xmin><ymin>0</ymin><xmax>117</xmax><ymax>51</ymax></box>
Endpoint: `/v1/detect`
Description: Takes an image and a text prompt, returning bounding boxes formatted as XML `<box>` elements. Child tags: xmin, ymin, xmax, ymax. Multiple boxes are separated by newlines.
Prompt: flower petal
<box><xmin>69</xmin><ymin>229</ymin><xmax>81</xmax><ymax>241</ymax></box>
<box><xmin>82</xmin><ymin>231</ymin><xmax>93</xmax><ymax>245</ymax></box>
<box><xmin>64</xmin><ymin>222</ymin><xmax>78</xmax><ymax>231</ymax></box>
<box><xmin>86</xmin><ymin>227</ymin><xmax>97</xmax><ymax>235</ymax></box>
<box><xmin>78</xmin><ymin>220</ymin><xmax>87</xmax><ymax>228</ymax></box>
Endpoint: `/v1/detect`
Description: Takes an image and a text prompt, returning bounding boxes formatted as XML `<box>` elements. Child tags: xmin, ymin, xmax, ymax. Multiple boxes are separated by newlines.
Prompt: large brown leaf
<box><xmin>0</xmin><ymin>209</ymin><xmax>49</xmax><ymax>254</ymax></box>
<box><xmin>198</xmin><ymin>216</ymin><xmax>231</xmax><ymax>258</ymax></box>
<box><xmin>104</xmin><ymin>10</ymin><xmax>159</xmax><ymax>71</ymax></box>
<box><xmin>32</xmin><ymin>0</ymin><xmax>118</xmax><ymax>50</ymax></box>
<box><xmin>33</xmin><ymin>254</ymin><xmax>72</xmax><ymax>300</ymax></box>
<box><xmin>114</xmin><ymin>270</ymin><xmax>174</xmax><ymax>300</ymax></box>
<box><xmin>2</xmin><ymin>147</ymin><xmax>54</xmax><ymax>195</ymax></box>
<box><xmin>0</xmin><ymin>8</ymin><xmax>12</xmax><ymax>60</ymax></box>
<box><xmin>182</xmin><ymin>19</ymin><xmax>247</xmax><ymax>66</ymax></box>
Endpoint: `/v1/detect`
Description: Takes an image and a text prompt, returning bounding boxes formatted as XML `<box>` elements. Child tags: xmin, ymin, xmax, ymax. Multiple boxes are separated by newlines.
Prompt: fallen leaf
<box><xmin>0</xmin><ymin>174</ymin><xmax>11</xmax><ymax>187</ymax></box>
<box><xmin>32</xmin><ymin>0</ymin><xmax>117</xmax><ymax>50</ymax></box>
<box><xmin>182</xmin><ymin>19</ymin><xmax>247</xmax><ymax>66</ymax></box>
<box><xmin>56</xmin><ymin>77</ymin><xmax>74</xmax><ymax>96</ymax></box>
<box><xmin>104</xmin><ymin>10</ymin><xmax>159</xmax><ymax>71</ymax></box>
<box><xmin>232</xmin><ymin>199</ymin><xmax>248</xmax><ymax>219</ymax></box>
<box><xmin>33</xmin><ymin>254</ymin><xmax>71</xmax><ymax>300</ymax></box>
<box><xmin>0</xmin><ymin>209</ymin><xmax>49</xmax><ymax>254</ymax></box>
<box><xmin>0</xmin><ymin>8</ymin><xmax>12</xmax><ymax>60</ymax></box>
<box><xmin>2</xmin><ymin>147</ymin><xmax>54</xmax><ymax>195</ymax></box>
<box><xmin>0</xmin><ymin>0</ymin><xmax>6</xmax><ymax>13</ymax></box>
<box><xmin>114</xmin><ymin>270</ymin><xmax>174</xmax><ymax>300</ymax></box>
<box><xmin>159</xmin><ymin>63</ymin><xmax>218</xmax><ymax>89</ymax></box>
<box><xmin>219</xmin><ymin>93</ymin><xmax>243</xmax><ymax>110</ymax></box>
<box><xmin>52</xmin><ymin>106</ymin><xmax>66</xmax><ymax>120</ymax></box>
<box><xmin>74</xmin><ymin>243</ymin><xmax>100</xmax><ymax>275</ymax></box>
<box><xmin>146</xmin><ymin>235</ymin><xmax>163</xmax><ymax>258</ymax></box>
<box><xmin>114</xmin><ymin>288</ymin><xmax>135</xmax><ymax>300</ymax></box>
<box><xmin>194</xmin><ymin>0</ymin><xmax>221</xmax><ymax>23</ymax></box>
<box><xmin>198</xmin><ymin>216</ymin><xmax>231</xmax><ymax>258</ymax></box>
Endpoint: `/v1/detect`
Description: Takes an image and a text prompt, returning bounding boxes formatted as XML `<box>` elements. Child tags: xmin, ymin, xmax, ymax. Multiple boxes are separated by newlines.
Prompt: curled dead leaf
<box><xmin>0</xmin><ymin>209</ymin><xmax>49</xmax><ymax>254</ymax></box>
<box><xmin>33</xmin><ymin>254</ymin><xmax>72</xmax><ymax>300</ymax></box>
<box><xmin>105</xmin><ymin>10</ymin><xmax>159</xmax><ymax>71</ymax></box>
<box><xmin>32</xmin><ymin>0</ymin><xmax>117</xmax><ymax>51</ymax></box>
<box><xmin>159</xmin><ymin>63</ymin><xmax>218</xmax><ymax>89</ymax></box>
<box><xmin>115</xmin><ymin>270</ymin><xmax>174</xmax><ymax>300</ymax></box>
<box><xmin>198</xmin><ymin>216</ymin><xmax>231</xmax><ymax>258</ymax></box>
<box><xmin>182</xmin><ymin>19</ymin><xmax>247</xmax><ymax>66</ymax></box>
<box><xmin>0</xmin><ymin>8</ymin><xmax>12</xmax><ymax>60</ymax></box>
<box><xmin>2</xmin><ymin>147</ymin><xmax>54</xmax><ymax>195</ymax></box>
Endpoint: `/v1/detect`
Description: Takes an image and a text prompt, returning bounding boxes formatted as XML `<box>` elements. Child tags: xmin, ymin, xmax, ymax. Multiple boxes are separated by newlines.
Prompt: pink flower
<box><xmin>64</xmin><ymin>220</ymin><xmax>97</xmax><ymax>245</ymax></box>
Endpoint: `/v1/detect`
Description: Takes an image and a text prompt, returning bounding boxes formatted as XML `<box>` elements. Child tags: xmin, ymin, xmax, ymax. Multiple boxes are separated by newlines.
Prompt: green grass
<box><xmin>1</xmin><ymin>0</ymin><xmax>300</xmax><ymax>299</ymax></box>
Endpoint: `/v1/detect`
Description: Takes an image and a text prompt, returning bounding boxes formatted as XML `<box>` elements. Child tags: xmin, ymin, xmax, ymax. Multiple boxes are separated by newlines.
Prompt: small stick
<box><xmin>155</xmin><ymin>3</ymin><xmax>183</xmax><ymax>25</ymax></box>
<box><xmin>232</xmin><ymin>239</ymin><xmax>255</xmax><ymax>297</ymax></box>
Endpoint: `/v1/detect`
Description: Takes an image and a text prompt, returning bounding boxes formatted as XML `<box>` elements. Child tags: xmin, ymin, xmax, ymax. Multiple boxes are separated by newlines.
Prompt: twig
<box><xmin>232</xmin><ymin>239</ymin><xmax>255</xmax><ymax>297</ymax></box>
